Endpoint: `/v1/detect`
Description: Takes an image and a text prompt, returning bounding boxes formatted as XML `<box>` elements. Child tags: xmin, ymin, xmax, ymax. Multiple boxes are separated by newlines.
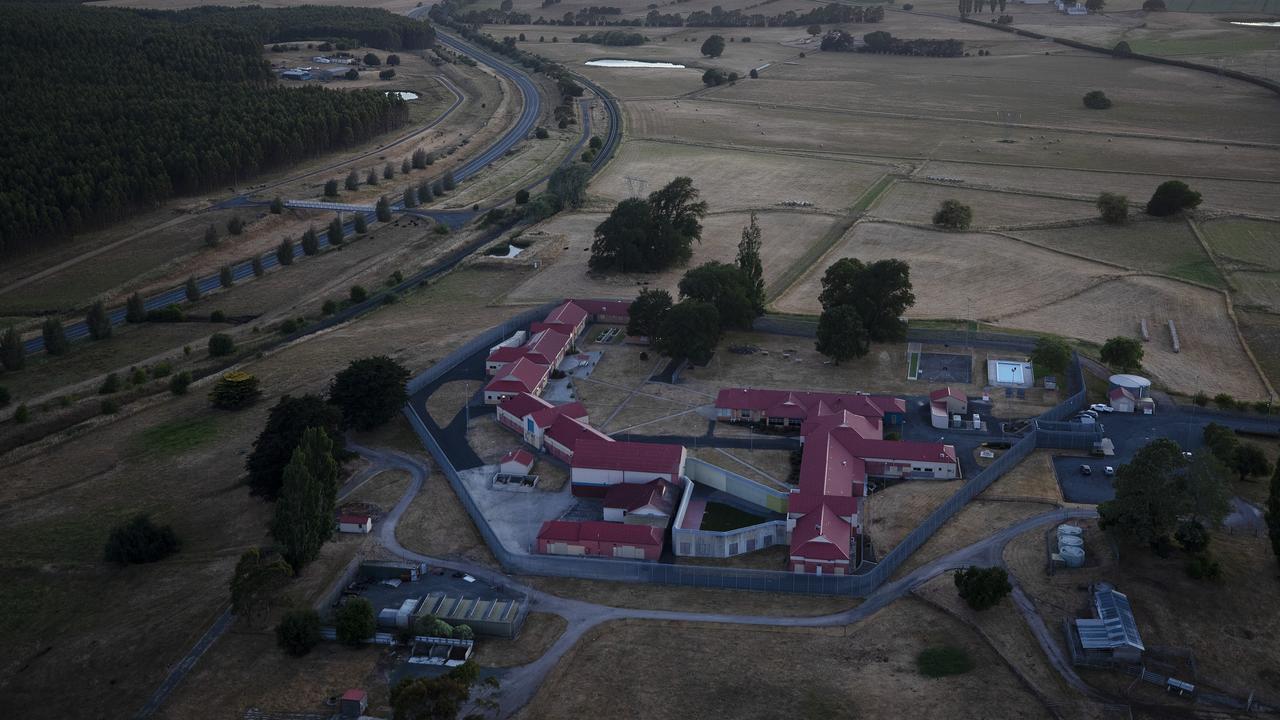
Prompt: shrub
<box><xmin>277</xmin><ymin>239</ymin><xmax>295</xmax><ymax>266</ymax></box>
<box><xmin>932</xmin><ymin>199</ymin><xmax>973</xmax><ymax>230</ymax></box>
<box><xmin>252</xmin><ymin>256</ymin><xmax>265</xmax><ymax>277</ymax></box>
<box><xmin>749</xmin><ymin>68</ymin><xmax>759</xmax><ymax>79</ymax></box>
<box><xmin>452</xmin><ymin>624</ymin><xmax>474</xmax><ymax>640</ymax></box>
<box><xmin>354</xmin><ymin>214</ymin><xmax>368</xmax><ymax>235</ymax></box>
<box><xmin>279</xmin><ymin>319</ymin><xmax>299</xmax><ymax>335</ymax></box>
<box><xmin>210</xmin><ymin>310</ymin><xmax>227</xmax><ymax>323</ymax></box>
<box><xmin>99</xmin><ymin>372</ymin><xmax>121</xmax><ymax>395</ymax></box>
<box><xmin>204</xmin><ymin>224</ymin><xmax>219</xmax><ymax>248</ymax></box>
<box><xmin>1175</xmin><ymin>519</ymin><xmax>1210</xmax><ymax>553</ymax></box>
<box><xmin>322</xmin><ymin>299</ymin><xmax>338</xmax><ymax>315</ymax></box>
<box><xmin>15</xmin><ymin>403</ymin><xmax>30</xmax><ymax>423</ymax></box>
<box><xmin>277</xmin><ymin>609</ymin><xmax>322</xmax><ymax>657</ymax></box>
<box><xmin>416</xmin><ymin>614</ymin><xmax>454</xmax><ymax>638</ymax></box>
<box><xmin>209</xmin><ymin>371</ymin><xmax>260</xmax><ymax>410</ymax></box>
<box><xmin>953</xmin><ymin>566</ymin><xmax>1011</xmax><ymax>610</ymax></box>
<box><xmin>917</xmin><ymin>646</ymin><xmax>974</xmax><ymax>677</ymax></box>
<box><xmin>350</xmin><ymin>285</ymin><xmax>368</xmax><ymax>303</ymax></box>
<box><xmin>1082</xmin><ymin>90</ymin><xmax>1112</xmax><ymax>109</ymax></box>
<box><xmin>1185</xmin><ymin>553</ymin><xmax>1221</xmax><ymax>580</ymax></box>
<box><xmin>1213</xmin><ymin>392</ymin><xmax>1235</xmax><ymax>410</ymax></box>
<box><xmin>100</xmin><ymin>398</ymin><xmax>119</xmax><ymax>415</ymax></box>
<box><xmin>535</xmin><ymin>126</ymin><xmax>549</xmax><ymax>139</ymax></box>
<box><xmin>104</xmin><ymin>514</ymin><xmax>179</xmax><ymax>565</ymax></box>
<box><xmin>379</xmin><ymin>68</ymin><xmax>396</xmax><ymax>80</ymax></box>
<box><xmin>516</xmin><ymin>189</ymin><xmax>530</xmax><ymax>204</ymax></box>
<box><xmin>1253</xmin><ymin>400</ymin><xmax>1271</xmax><ymax>415</ymax></box>
<box><xmin>147</xmin><ymin>304</ymin><xmax>185</xmax><ymax>323</ymax></box>
<box><xmin>1193</xmin><ymin>391</ymin><xmax>1208</xmax><ymax>407</ymax></box>
<box><xmin>219</xmin><ymin>265</ymin><xmax>234</xmax><ymax>289</ymax></box>
<box><xmin>903</xmin><ymin>2</ymin><xmax>914</xmax><ymax>8</ymax></box>
<box><xmin>150</xmin><ymin>361</ymin><xmax>172</xmax><ymax>378</ymax></box>
<box><xmin>336</xmin><ymin>598</ymin><xmax>376</xmax><ymax>646</ymax></box>
<box><xmin>208</xmin><ymin>333</ymin><xmax>236</xmax><ymax>357</ymax></box>
<box><xmin>169</xmin><ymin>371</ymin><xmax>192</xmax><ymax>396</ymax></box>
<box><xmin>1096</xmin><ymin>192</ymin><xmax>1128</xmax><ymax>224</ymax></box>
<box><xmin>130</xmin><ymin>367</ymin><xmax>147</xmax><ymax>385</ymax></box>
<box><xmin>270</xmin><ymin>197</ymin><xmax>284</xmax><ymax>214</ymax></box>
<box><xmin>185</xmin><ymin>276</ymin><xmax>201</xmax><ymax>302</ymax></box>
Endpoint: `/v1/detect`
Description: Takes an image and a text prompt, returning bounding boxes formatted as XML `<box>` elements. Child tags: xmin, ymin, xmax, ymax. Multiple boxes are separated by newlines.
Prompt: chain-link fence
<box><xmin>400</xmin><ymin>304</ymin><xmax>1078</xmax><ymax>596</ymax></box>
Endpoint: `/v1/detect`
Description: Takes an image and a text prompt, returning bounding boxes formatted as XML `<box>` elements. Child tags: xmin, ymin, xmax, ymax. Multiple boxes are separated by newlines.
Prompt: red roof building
<box><xmin>485</xmin><ymin>328</ymin><xmax>572</xmax><ymax>375</ymax></box>
<box><xmin>788</xmin><ymin>505</ymin><xmax>853</xmax><ymax>574</ymax></box>
<box><xmin>569</xmin><ymin>298</ymin><xmax>632</xmax><ymax>324</ymax></box>
<box><xmin>570</xmin><ymin>439</ymin><xmax>687</xmax><ymax>496</ymax></box>
<box><xmin>603</xmin><ymin>478</ymin><xmax>680</xmax><ymax>525</ymax></box>
<box><xmin>339</xmin><ymin>689</ymin><xmax>368</xmax><ymax>719</ymax></box>
<box><xmin>536</xmin><ymin>520</ymin><xmax>664</xmax><ymax>560</ymax></box>
<box><xmin>543</xmin><ymin>414</ymin><xmax>613</xmax><ymax>464</ymax></box>
<box><xmin>483</xmin><ymin>357</ymin><xmax>551</xmax><ymax>405</ymax></box>
<box><xmin>499</xmin><ymin>448</ymin><xmax>536</xmax><ymax>475</ymax></box>
<box><xmin>543</xmin><ymin>301</ymin><xmax>590</xmax><ymax>337</ymax></box>
<box><xmin>714</xmin><ymin>387</ymin><xmax>907</xmax><ymax>427</ymax></box>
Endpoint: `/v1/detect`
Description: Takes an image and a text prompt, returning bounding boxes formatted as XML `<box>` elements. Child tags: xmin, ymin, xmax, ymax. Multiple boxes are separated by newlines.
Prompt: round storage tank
<box><xmin>1058</xmin><ymin>535</ymin><xmax>1084</xmax><ymax>550</ymax></box>
<box><xmin>1057</xmin><ymin>524</ymin><xmax>1083</xmax><ymax>538</ymax></box>
<box><xmin>1060</xmin><ymin>545</ymin><xmax>1085</xmax><ymax>568</ymax></box>
<box><xmin>1109</xmin><ymin>374</ymin><xmax>1152</xmax><ymax>398</ymax></box>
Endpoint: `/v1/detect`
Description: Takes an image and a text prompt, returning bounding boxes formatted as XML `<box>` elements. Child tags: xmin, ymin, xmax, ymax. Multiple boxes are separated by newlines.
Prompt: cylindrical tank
<box><xmin>1109</xmin><ymin>374</ymin><xmax>1152</xmax><ymax>398</ymax></box>
<box><xmin>1057</xmin><ymin>524</ymin><xmax>1083</xmax><ymax>538</ymax></box>
<box><xmin>1058</xmin><ymin>535</ymin><xmax>1084</xmax><ymax>550</ymax></box>
<box><xmin>1060</xmin><ymin>545</ymin><xmax>1085</xmax><ymax>568</ymax></box>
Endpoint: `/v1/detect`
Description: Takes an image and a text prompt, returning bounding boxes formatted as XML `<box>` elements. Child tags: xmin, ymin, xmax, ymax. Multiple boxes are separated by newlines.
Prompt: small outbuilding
<box><xmin>339</xmin><ymin>689</ymin><xmax>368</xmax><ymax>719</ymax></box>
<box><xmin>337</xmin><ymin>513</ymin><xmax>372</xmax><ymax>534</ymax></box>
<box><xmin>1074</xmin><ymin>583</ymin><xmax>1145</xmax><ymax>664</ymax></box>
<box><xmin>499</xmin><ymin>448</ymin><xmax>536</xmax><ymax>476</ymax></box>
<box><xmin>603</xmin><ymin>478</ymin><xmax>680</xmax><ymax>526</ymax></box>
<box><xmin>1108</xmin><ymin>387</ymin><xmax>1137</xmax><ymax>414</ymax></box>
<box><xmin>1108</xmin><ymin>374</ymin><xmax>1151</xmax><ymax>398</ymax></box>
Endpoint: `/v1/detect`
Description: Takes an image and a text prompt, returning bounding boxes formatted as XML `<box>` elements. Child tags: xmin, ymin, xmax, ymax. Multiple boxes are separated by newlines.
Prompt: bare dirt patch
<box><xmin>516</xmin><ymin>601</ymin><xmax>1051</xmax><ymax>720</ymax></box>
<box><xmin>867</xmin><ymin>479</ymin><xmax>964</xmax><ymax>557</ymax></box>
<box><xmin>472</xmin><ymin>611</ymin><xmax>567</xmax><ymax>668</ymax></box>
<box><xmin>979</xmin><ymin>450</ymin><xmax>1064</xmax><ymax>505</ymax></box>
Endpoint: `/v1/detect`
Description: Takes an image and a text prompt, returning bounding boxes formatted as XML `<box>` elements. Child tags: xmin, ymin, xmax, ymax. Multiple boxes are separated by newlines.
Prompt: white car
<box><xmin>1090</xmin><ymin>404</ymin><xmax>1115</xmax><ymax>413</ymax></box>
<box><xmin>1103</xmin><ymin>466</ymin><xmax>1115</xmax><ymax>476</ymax></box>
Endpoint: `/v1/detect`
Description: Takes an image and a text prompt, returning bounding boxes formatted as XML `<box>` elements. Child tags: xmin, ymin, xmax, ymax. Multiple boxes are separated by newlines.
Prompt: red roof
<box><xmin>930</xmin><ymin>387</ymin><xmax>966</xmax><ymax>403</ymax></box>
<box><xmin>529</xmin><ymin>401</ymin><xmax>587</xmax><ymax>429</ymax></box>
<box><xmin>530</xmin><ymin>321</ymin><xmax>579</xmax><ymax>337</ymax></box>
<box><xmin>570</xmin><ymin>298</ymin><xmax>632</xmax><ymax>317</ymax></box>
<box><xmin>485</xmin><ymin>357</ymin><xmax>550</xmax><ymax>395</ymax></box>
<box><xmin>341</xmin><ymin>689</ymin><xmax>368</xmax><ymax>702</ymax></box>
<box><xmin>545</xmin><ymin>414</ymin><xmax>612</xmax><ymax>452</ymax></box>
<box><xmin>604</xmin><ymin>478</ymin><xmax>679</xmax><ymax>514</ymax></box>
<box><xmin>498</xmin><ymin>392</ymin><xmax>554</xmax><ymax>419</ymax></box>
<box><xmin>521</xmin><ymin>329</ymin><xmax>571</xmax><ymax>365</ymax></box>
<box><xmin>500</xmin><ymin>449</ymin><xmax>536</xmax><ymax>467</ymax></box>
<box><xmin>841</xmin><ymin>434</ymin><xmax>958</xmax><ymax>464</ymax></box>
<box><xmin>544</xmin><ymin>301</ymin><xmax>589</xmax><ymax>329</ymax></box>
<box><xmin>487</xmin><ymin>344</ymin><xmax>528</xmax><ymax>364</ymax></box>
<box><xmin>537</xmin><ymin>520</ymin><xmax>663</xmax><ymax>546</ymax></box>
<box><xmin>789</xmin><ymin>505</ymin><xmax>852</xmax><ymax>562</ymax></box>
<box><xmin>571</xmin><ymin>439</ymin><xmax>685</xmax><ymax>476</ymax></box>
<box><xmin>715</xmin><ymin>388</ymin><xmax>904</xmax><ymax>421</ymax></box>
<box><xmin>800</xmin><ymin>409</ymin><xmax>881</xmax><ymax>439</ymax></box>
<box><xmin>337</xmin><ymin>514</ymin><xmax>371</xmax><ymax>525</ymax></box>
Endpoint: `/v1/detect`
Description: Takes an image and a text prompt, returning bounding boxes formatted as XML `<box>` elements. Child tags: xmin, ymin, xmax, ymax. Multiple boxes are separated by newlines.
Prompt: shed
<box><xmin>339</xmin><ymin>689</ymin><xmax>368</xmax><ymax>719</ymax></box>
<box><xmin>337</xmin><ymin>513</ymin><xmax>372</xmax><ymax>534</ymax></box>
<box><xmin>499</xmin><ymin>448</ymin><xmax>536</xmax><ymax>476</ymax></box>
<box><xmin>1075</xmin><ymin>583</ymin><xmax>1145</xmax><ymax>663</ymax></box>
<box><xmin>1108</xmin><ymin>387</ymin><xmax>1137</xmax><ymax>413</ymax></box>
<box><xmin>414</xmin><ymin>591</ymin><xmax>525</xmax><ymax>638</ymax></box>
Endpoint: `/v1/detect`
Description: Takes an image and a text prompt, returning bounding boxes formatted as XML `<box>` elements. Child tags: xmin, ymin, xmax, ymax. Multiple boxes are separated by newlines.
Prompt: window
<box><xmin>679</xmin><ymin>542</ymin><xmax>690</xmax><ymax>555</ymax></box>
<box><xmin>727</xmin><ymin>542</ymin><xmax>738</xmax><ymax>555</ymax></box>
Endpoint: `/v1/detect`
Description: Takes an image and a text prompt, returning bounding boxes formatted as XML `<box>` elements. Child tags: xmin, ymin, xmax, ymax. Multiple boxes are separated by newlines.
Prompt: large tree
<box><xmin>627</xmin><ymin>288</ymin><xmax>672</xmax><ymax>339</ymax></box>
<box><xmin>104</xmin><ymin>514</ymin><xmax>180</xmax><ymax>565</ymax></box>
<box><xmin>270</xmin><ymin>430</ymin><xmax>338</xmax><ymax>571</ymax></box>
<box><xmin>1178</xmin><ymin>453</ymin><xmax>1232</xmax><ymax>525</ymax></box>
<box><xmin>230</xmin><ymin>547</ymin><xmax>294</xmax><ymax>628</ymax></box>
<box><xmin>1232</xmin><ymin>443</ymin><xmax>1271</xmax><ymax>483</ymax></box>
<box><xmin>700</xmin><ymin>34</ymin><xmax>726</xmax><ymax>57</ymax></box>
<box><xmin>590</xmin><ymin>177</ymin><xmax>708</xmax><ymax>273</ymax></box>
<box><xmin>818</xmin><ymin>258</ymin><xmax>915</xmax><ymax>341</ymax></box>
<box><xmin>736</xmin><ymin>212</ymin><xmax>765</xmax><ymax>315</ymax></box>
<box><xmin>953</xmin><ymin>566</ymin><xmax>1011</xmax><ymax>611</ymax></box>
<box><xmin>1100</xmin><ymin>336</ymin><xmax>1143</xmax><ymax>371</ymax></box>
<box><xmin>86</xmin><ymin>300</ymin><xmax>112</xmax><ymax>341</ymax></box>
<box><xmin>678</xmin><ymin>262</ymin><xmax>758</xmax><ymax>329</ymax></box>
<box><xmin>1099</xmin><ymin>439</ymin><xmax>1195</xmax><ymax>546</ymax></box>
<box><xmin>1146</xmin><ymin>180</ymin><xmax>1202</xmax><ymax>217</ymax></box>
<box><xmin>1029</xmin><ymin>336</ymin><xmax>1071</xmax><ymax>377</ymax></box>
<box><xmin>277</xmin><ymin>608</ymin><xmax>321</xmax><ymax>657</ymax></box>
<box><xmin>1202</xmin><ymin>422</ymin><xmax>1239</xmax><ymax>465</ymax></box>
<box><xmin>589</xmin><ymin>198</ymin><xmax>650</xmax><ymax>272</ymax></box>
<box><xmin>932</xmin><ymin>199</ymin><xmax>972</xmax><ymax>229</ymax></box>
<box><xmin>329</xmin><ymin>355</ymin><xmax>410</xmax><ymax>431</ymax></box>
<box><xmin>390</xmin><ymin>660</ymin><xmax>482</xmax><ymax>720</ymax></box>
<box><xmin>547</xmin><ymin>164</ymin><xmax>590</xmax><ymax>209</ymax></box>
<box><xmin>1</xmin><ymin>326</ymin><xmax>24</xmax><ymax>371</ymax></box>
<box><xmin>1096</xmin><ymin>192</ymin><xmax>1128</xmax><ymax>224</ymax></box>
<box><xmin>816</xmin><ymin>304</ymin><xmax>870</xmax><ymax>363</ymax></box>
<box><xmin>335</xmin><ymin>598</ymin><xmax>376</xmax><ymax>646</ymax></box>
<box><xmin>653</xmin><ymin>300</ymin><xmax>721</xmax><ymax>365</ymax></box>
<box><xmin>42</xmin><ymin>317</ymin><xmax>69</xmax><ymax>356</ymax></box>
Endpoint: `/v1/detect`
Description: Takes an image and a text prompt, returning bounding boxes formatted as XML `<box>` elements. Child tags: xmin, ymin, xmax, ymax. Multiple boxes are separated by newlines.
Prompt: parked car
<box><xmin>1078</xmin><ymin>409</ymin><xmax>1099</xmax><ymax>418</ymax></box>
<box><xmin>1079</xmin><ymin>464</ymin><xmax>1092</xmax><ymax>476</ymax></box>
<box><xmin>1074</xmin><ymin>415</ymin><xmax>1096</xmax><ymax>425</ymax></box>
<box><xmin>1090</xmin><ymin>404</ymin><xmax>1115</xmax><ymax>413</ymax></box>
<box><xmin>1104</xmin><ymin>466</ymin><xmax>1115</xmax><ymax>476</ymax></box>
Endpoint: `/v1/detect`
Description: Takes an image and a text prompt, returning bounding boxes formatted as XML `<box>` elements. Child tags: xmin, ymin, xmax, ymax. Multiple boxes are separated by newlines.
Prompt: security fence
<box><xmin>401</xmin><ymin>303</ymin><xmax>1079</xmax><ymax>596</ymax></box>
<box><xmin>685</xmin><ymin>457</ymin><xmax>790</xmax><ymax>513</ymax></box>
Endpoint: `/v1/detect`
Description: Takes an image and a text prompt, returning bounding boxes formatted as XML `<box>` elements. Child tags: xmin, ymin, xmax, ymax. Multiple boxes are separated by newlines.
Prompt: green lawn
<box><xmin>1012</xmin><ymin>220</ymin><xmax>1225</xmax><ymax>288</ymax></box>
<box><xmin>916</xmin><ymin>645</ymin><xmax>975</xmax><ymax>678</ymax></box>
<box><xmin>700</xmin><ymin>501</ymin><xmax>768</xmax><ymax>532</ymax></box>
<box><xmin>136</xmin><ymin>416</ymin><xmax>221</xmax><ymax>456</ymax></box>
<box><xmin>1201</xmin><ymin>218</ymin><xmax>1280</xmax><ymax>271</ymax></box>
<box><xmin>1129</xmin><ymin>35</ymin><xmax>1278</xmax><ymax>57</ymax></box>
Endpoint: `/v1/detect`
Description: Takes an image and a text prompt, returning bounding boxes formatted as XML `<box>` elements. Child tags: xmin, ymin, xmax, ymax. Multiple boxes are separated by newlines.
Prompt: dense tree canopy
<box><xmin>627</xmin><ymin>288</ymin><xmax>673</xmax><ymax>339</ymax></box>
<box><xmin>1100</xmin><ymin>336</ymin><xmax>1143</xmax><ymax>371</ymax></box>
<box><xmin>0</xmin><ymin>4</ymin><xmax>429</xmax><ymax>253</ymax></box>
<box><xmin>653</xmin><ymin>300</ymin><xmax>721</xmax><ymax>365</ymax></box>
<box><xmin>271</xmin><ymin>429</ymin><xmax>339</xmax><ymax>570</ymax></box>
<box><xmin>104</xmin><ymin>514</ymin><xmax>180</xmax><ymax>565</ymax></box>
<box><xmin>816</xmin><ymin>305</ymin><xmax>870</xmax><ymax>363</ymax></box>
<box><xmin>1029</xmin><ymin>336</ymin><xmax>1071</xmax><ymax>377</ymax></box>
<box><xmin>678</xmin><ymin>262</ymin><xmax>759</xmax><ymax>330</ymax></box>
<box><xmin>230</xmin><ymin>547</ymin><xmax>294</xmax><ymax>627</ymax></box>
<box><xmin>329</xmin><ymin>356</ymin><xmax>410</xmax><ymax>431</ymax></box>
<box><xmin>954</xmin><ymin>566</ymin><xmax>1011</xmax><ymax>611</ymax></box>
<box><xmin>590</xmin><ymin>177</ymin><xmax>707</xmax><ymax>273</ymax></box>
<box><xmin>1146</xmin><ymin>180</ymin><xmax>1202</xmax><ymax>217</ymax></box>
<box><xmin>246</xmin><ymin>394</ymin><xmax>343</xmax><ymax>500</ymax></box>
<box><xmin>819</xmin><ymin>258</ymin><xmax>915</xmax><ymax>341</ymax></box>
<box><xmin>1099</xmin><ymin>439</ymin><xmax>1231</xmax><ymax>547</ymax></box>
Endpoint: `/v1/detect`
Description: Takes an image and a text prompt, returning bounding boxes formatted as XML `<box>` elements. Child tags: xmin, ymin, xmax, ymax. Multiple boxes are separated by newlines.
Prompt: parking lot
<box><xmin>340</xmin><ymin>564</ymin><xmax>522</xmax><ymax>621</ymax></box>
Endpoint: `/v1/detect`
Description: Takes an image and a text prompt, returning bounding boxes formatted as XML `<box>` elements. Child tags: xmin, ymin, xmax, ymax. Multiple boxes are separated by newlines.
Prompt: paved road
<box><xmin>347</xmin><ymin>441</ymin><xmax>1099</xmax><ymax>717</ymax></box>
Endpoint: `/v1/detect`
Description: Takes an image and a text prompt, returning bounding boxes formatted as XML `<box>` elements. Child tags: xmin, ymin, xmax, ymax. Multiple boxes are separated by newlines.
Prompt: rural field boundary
<box><xmin>402</xmin><ymin>304</ymin><xmax>1087</xmax><ymax>596</ymax></box>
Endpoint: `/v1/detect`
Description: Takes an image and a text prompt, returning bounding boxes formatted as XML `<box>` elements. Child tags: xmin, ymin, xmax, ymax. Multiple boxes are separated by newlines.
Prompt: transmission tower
<box><xmin>995</xmin><ymin>110</ymin><xmax>1021</xmax><ymax>142</ymax></box>
<box><xmin>624</xmin><ymin>176</ymin><xmax>648</xmax><ymax>198</ymax></box>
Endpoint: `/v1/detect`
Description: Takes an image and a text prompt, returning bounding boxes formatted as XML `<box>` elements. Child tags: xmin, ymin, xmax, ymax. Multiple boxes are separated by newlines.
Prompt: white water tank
<box><xmin>1060</xmin><ymin>545</ymin><xmax>1085</xmax><ymax>568</ymax></box>
<box><xmin>1057</xmin><ymin>524</ymin><xmax>1083</xmax><ymax>539</ymax></box>
<box><xmin>1058</xmin><ymin>534</ymin><xmax>1083</xmax><ymax>551</ymax></box>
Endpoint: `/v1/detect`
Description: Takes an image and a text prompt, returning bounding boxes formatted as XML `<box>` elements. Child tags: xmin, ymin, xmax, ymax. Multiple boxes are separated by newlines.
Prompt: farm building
<box><xmin>570</xmin><ymin>298</ymin><xmax>632</xmax><ymax>324</ymax></box>
<box><xmin>569</xmin><ymin>439</ymin><xmax>687</xmax><ymax>497</ymax></box>
<box><xmin>714</xmin><ymin>388</ymin><xmax>907</xmax><ymax>427</ymax></box>
<box><xmin>536</xmin><ymin>520</ymin><xmax>665</xmax><ymax>560</ymax></box>
<box><xmin>929</xmin><ymin>386</ymin><xmax>968</xmax><ymax>429</ymax></box>
<box><xmin>495</xmin><ymin>392</ymin><xmax>591</xmax><ymax>449</ymax></box>
<box><xmin>499</xmin><ymin>448</ymin><xmax>536</xmax><ymax>476</ymax></box>
<box><xmin>414</xmin><ymin>591</ymin><xmax>526</xmax><ymax>639</ymax></box>
<box><xmin>310</xmin><ymin>65</ymin><xmax>350</xmax><ymax>81</ymax></box>
<box><xmin>336</xmin><ymin>513</ymin><xmax>372</xmax><ymax>534</ymax></box>
<box><xmin>603</xmin><ymin>478</ymin><xmax>680</xmax><ymax>526</ymax></box>
<box><xmin>1074</xmin><ymin>583</ymin><xmax>1145</xmax><ymax>663</ymax></box>
<box><xmin>543</xmin><ymin>413</ymin><xmax>613</xmax><ymax>463</ymax></box>
<box><xmin>483</xmin><ymin>357</ymin><xmax>552</xmax><ymax>405</ymax></box>
<box><xmin>280</xmin><ymin>68</ymin><xmax>311</xmax><ymax>81</ymax></box>
<box><xmin>339</xmin><ymin>689</ymin><xmax>368</xmax><ymax>719</ymax></box>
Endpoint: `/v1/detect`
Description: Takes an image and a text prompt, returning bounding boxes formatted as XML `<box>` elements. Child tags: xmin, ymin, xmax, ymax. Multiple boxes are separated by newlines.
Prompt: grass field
<box><xmin>1011</xmin><ymin>217</ymin><xmax>1223</xmax><ymax>287</ymax></box>
<box><xmin>700</xmin><ymin>501</ymin><xmax>767</xmax><ymax>531</ymax></box>
<box><xmin>1201</xmin><ymin>217</ymin><xmax>1280</xmax><ymax>271</ymax></box>
<box><xmin>516</xmin><ymin>602</ymin><xmax>1053</xmax><ymax>720</ymax></box>
<box><xmin>871</xmin><ymin>183</ymin><xmax>1097</xmax><ymax>228</ymax></box>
